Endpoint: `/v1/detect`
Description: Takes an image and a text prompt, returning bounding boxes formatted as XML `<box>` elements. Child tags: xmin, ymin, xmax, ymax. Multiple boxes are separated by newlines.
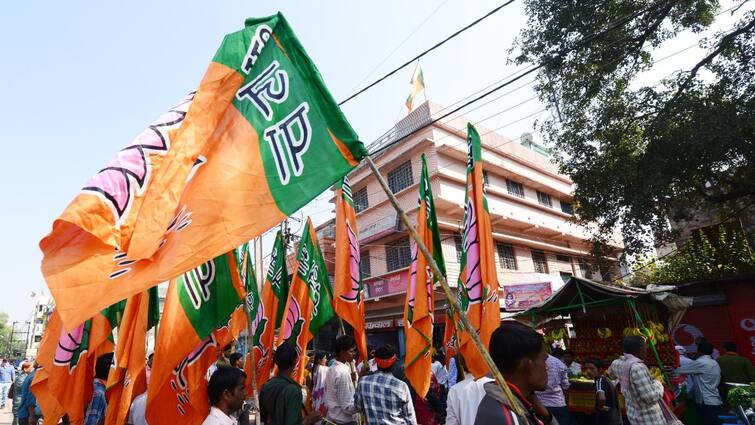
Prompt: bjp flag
<box><xmin>30</xmin><ymin>369</ymin><xmax>65</xmax><ymax>425</ymax></box>
<box><xmin>246</xmin><ymin>231</ymin><xmax>289</xmax><ymax>391</ymax></box>
<box><xmin>277</xmin><ymin>218</ymin><xmax>334</xmax><ymax>383</ymax></box>
<box><xmin>404</xmin><ymin>155</ymin><xmax>446</xmax><ymax>397</ymax></box>
<box><xmin>333</xmin><ymin>176</ymin><xmax>367</xmax><ymax>362</ymax></box>
<box><xmin>442</xmin><ymin>302</ymin><xmax>459</xmax><ymax>367</ymax></box>
<box><xmin>33</xmin><ymin>303</ymin><xmax>122</xmax><ymax>424</ymax></box>
<box><xmin>104</xmin><ymin>287</ymin><xmax>159</xmax><ymax>425</ymax></box>
<box><xmin>457</xmin><ymin>123</ymin><xmax>500</xmax><ymax>378</ymax></box>
<box><xmin>40</xmin><ymin>12</ymin><xmax>367</xmax><ymax>330</ymax></box>
<box><xmin>147</xmin><ymin>251</ymin><xmax>245</xmax><ymax>424</ymax></box>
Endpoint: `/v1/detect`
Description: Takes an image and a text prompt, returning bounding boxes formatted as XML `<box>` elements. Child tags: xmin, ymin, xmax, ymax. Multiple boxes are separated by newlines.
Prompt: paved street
<box><xmin>0</xmin><ymin>404</ymin><xmax>12</xmax><ymax>425</ymax></box>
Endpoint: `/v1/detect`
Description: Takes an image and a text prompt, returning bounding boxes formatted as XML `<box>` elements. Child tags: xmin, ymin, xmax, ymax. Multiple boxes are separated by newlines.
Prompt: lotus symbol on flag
<box><xmin>281</xmin><ymin>298</ymin><xmax>304</xmax><ymax>348</ymax></box>
<box><xmin>462</xmin><ymin>199</ymin><xmax>482</xmax><ymax>307</ymax></box>
<box><xmin>251</xmin><ymin>303</ymin><xmax>267</xmax><ymax>347</ymax></box>
<box><xmin>54</xmin><ymin>322</ymin><xmax>87</xmax><ymax>369</ymax></box>
<box><xmin>339</xmin><ymin>222</ymin><xmax>361</xmax><ymax>304</ymax></box>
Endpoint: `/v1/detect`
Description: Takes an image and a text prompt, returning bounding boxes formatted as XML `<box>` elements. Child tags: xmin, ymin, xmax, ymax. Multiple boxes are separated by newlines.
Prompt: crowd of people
<box><xmin>3</xmin><ymin>329</ymin><xmax>753</xmax><ymax>425</ymax></box>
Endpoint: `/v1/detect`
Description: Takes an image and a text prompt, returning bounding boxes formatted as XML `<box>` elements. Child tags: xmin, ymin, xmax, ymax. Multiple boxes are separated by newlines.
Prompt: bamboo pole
<box><xmin>364</xmin><ymin>156</ymin><xmax>525</xmax><ymax>417</ymax></box>
<box><xmin>244</xmin><ymin>244</ymin><xmax>260</xmax><ymax>425</ymax></box>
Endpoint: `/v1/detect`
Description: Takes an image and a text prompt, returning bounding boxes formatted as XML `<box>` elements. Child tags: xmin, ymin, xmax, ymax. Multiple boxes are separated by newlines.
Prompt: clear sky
<box><xmin>0</xmin><ymin>0</ymin><xmax>747</xmax><ymax>323</ymax></box>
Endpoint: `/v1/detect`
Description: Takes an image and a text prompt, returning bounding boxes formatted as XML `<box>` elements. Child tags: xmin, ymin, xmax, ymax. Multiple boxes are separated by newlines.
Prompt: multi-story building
<box><xmin>25</xmin><ymin>295</ymin><xmax>53</xmax><ymax>358</ymax></box>
<box><xmin>337</xmin><ymin>101</ymin><xmax>622</xmax><ymax>354</ymax></box>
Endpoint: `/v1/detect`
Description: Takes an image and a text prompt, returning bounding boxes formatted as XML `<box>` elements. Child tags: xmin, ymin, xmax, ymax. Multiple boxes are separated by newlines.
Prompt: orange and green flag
<box><xmin>333</xmin><ymin>176</ymin><xmax>367</xmax><ymax>363</ymax></box>
<box><xmin>33</xmin><ymin>302</ymin><xmax>123</xmax><ymax>425</ymax></box>
<box><xmin>442</xmin><ymin>303</ymin><xmax>459</xmax><ymax>367</ymax></box>
<box><xmin>30</xmin><ymin>369</ymin><xmax>65</xmax><ymax>425</ymax></box>
<box><xmin>404</xmin><ymin>155</ymin><xmax>445</xmax><ymax>397</ymax></box>
<box><xmin>457</xmin><ymin>123</ymin><xmax>500</xmax><ymax>378</ymax></box>
<box><xmin>104</xmin><ymin>287</ymin><xmax>159</xmax><ymax>425</ymax></box>
<box><xmin>40</xmin><ymin>12</ymin><xmax>367</xmax><ymax>330</ymax></box>
<box><xmin>405</xmin><ymin>63</ymin><xmax>425</xmax><ymax>111</ymax></box>
<box><xmin>247</xmin><ymin>231</ymin><xmax>289</xmax><ymax>391</ymax></box>
<box><xmin>277</xmin><ymin>218</ymin><xmax>334</xmax><ymax>383</ymax></box>
<box><xmin>146</xmin><ymin>251</ymin><xmax>245</xmax><ymax>424</ymax></box>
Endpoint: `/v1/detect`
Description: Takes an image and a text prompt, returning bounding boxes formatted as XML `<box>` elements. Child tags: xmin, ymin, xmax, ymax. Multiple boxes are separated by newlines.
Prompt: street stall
<box><xmin>518</xmin><ymin>276</ymin><xmax>692</xmax><ymax>419</ymax></box>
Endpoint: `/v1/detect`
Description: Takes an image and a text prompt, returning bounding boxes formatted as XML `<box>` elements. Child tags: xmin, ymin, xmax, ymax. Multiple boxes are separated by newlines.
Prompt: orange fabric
<box><xmin>458</xmin><ymin>163</ymin><xmax>499</xmax><ymax>378</ymax></box>
<box><xmin>33</xmin><ymin>311</ymin><xmax>114</xmax><ymax>424</ymax></box>
<box><xmin>443</xmin><ymin>310</ymin><xmax>457</xmax><ymax>367</ymax></box>
<box><xmin>41</xmin><ymin>61</ymin><xmax>288</xmax><ymax>330</ymax></box>
<box><xmin>30</xmin><ymin>369</ymin><xmax>65</xmax><ymax>425</ymax></box>
<box><xmin>333</xmin><ymin>183</ymin><xmax>368</xmax><ymax>362</ymax></box>
<box><xmin>403</xmin><ymin>197</ymin><xmax>434</xmax><ymax>397</ymax></box>
<box><xmin>249</xmin><ymin>268</ymin><xmax>283</xmax><ymax>392</ymax></box>
<box><xmin>104</xmin><ymin>291</ymin><xmax>150</xmax><ymax>425</ymax></box>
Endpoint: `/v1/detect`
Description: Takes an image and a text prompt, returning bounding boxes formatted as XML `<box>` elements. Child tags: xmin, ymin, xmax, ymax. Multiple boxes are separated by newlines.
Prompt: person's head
<box><xmin>228</xmin><ymin>352</ymin><xmax>243</xmax><ymax>369</ymax></box>
<box><xmin>95</xmin><ymin>353</ymin><xmax>113</xmax><ymax>380</ymax></box>
<box><xmin>563</xmin><ymin>350</ymin><xmax>575</xmax><ymax>365</ymax></box>
<box><xmin>698</xmin><ymin>341</ymin><xmax>714</xmax><ymax>356</ymax></box>
<box><xmin>334</xmin><ymin>335</ymin><xmax>357</xmax><ymax>363</ymax></box>
<box><xmin>21</xmin><ymin>361</ymin><xmax>33</xmax><ymax>373</ymax></box>
<box><xmin>314</xmin><ymin>351</ymin><xmax>328</xmax><ymax>367</ymax></box>
<box><xmin>582</xmin><ymin>358</ymin><xmax>602</xmax><ymax>379</ymax></box>
<box><xmin>0</xmin><ymin>358</ymin><xmax>6</xmax><ymax>365</ymax></box>
<box><xmin>208</xmin><ymin>366</ymin><xmax>247</xmax><ymax>413</ymax></box>
<box><xmin>489</xmin><ymin>322</ymin><xmax>548</xmax><ymax>393</ymax></box>
<box><xmin>147</xmin><ymin>352</ymin><xmax>154</xmax><ymax>368</ymax></box>
<box><xmin>622</xmin><ymin>336</ymin><xmax>647</xmax><ymax>358</ymax></box>
<box><xmin>551</xmin><ymin>347</ymin><xmax>565</xmax><ymax>359</ymax></box>
<box><xmin>222</xmin><ymin>343</ymin><xmax>233</xmax><ymax>359</ymax></box>
<box><xmin>374</xmin><ymin>344</ymin><xmax>398</xmax><ymax>372</ymax></box>
<box><xmin>723</xmin><ymin>342</ymin><xmax>737</xmax><ymax>353</ymax></box>
<box><xmin>274</xmin><ymin>342</ymin><xmax>298</xmax><ymax>373</ymax></box>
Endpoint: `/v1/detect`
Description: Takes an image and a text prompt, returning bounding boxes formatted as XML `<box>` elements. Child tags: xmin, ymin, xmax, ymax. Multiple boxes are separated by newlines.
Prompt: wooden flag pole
<box><xmin>364</xmin><ymin>156</ymin><xmax>525</xmax><ymax>418</ymax></box>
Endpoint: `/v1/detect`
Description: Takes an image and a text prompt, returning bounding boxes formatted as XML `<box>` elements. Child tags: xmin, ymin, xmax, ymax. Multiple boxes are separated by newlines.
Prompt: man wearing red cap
<box><xmin>354</xmin><ymin>345</ymin><xmax>416</xmax><ymax>425</ymax></box>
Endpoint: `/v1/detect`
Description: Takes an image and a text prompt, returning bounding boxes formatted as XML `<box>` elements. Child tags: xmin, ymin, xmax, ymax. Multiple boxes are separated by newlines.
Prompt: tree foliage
<box><xmin>626</xmin><ymin>224</ymin><xmax>755</xmax><ymax>285</ymax></box>
<box><xmin>515</xmin><ymin>0</ymin><xmax>755</xmax><ymax>254</ymax></box>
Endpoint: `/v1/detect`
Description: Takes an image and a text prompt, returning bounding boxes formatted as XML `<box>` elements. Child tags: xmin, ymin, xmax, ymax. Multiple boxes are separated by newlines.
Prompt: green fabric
<box><xmin>718</xmin><ymin>353</ymin><xmax>755</xmax><ymax>385</ymax></box>
<box><xmin>237</xmin><ymin>243</ymin><xmax>262</xmax><ymax>346</ymax></box>
<box><xmin>147</xmin><ymin>285</ymin><xmax>160</xmax><ymax>330</ymax></box>
<box><xmin>176</xmin><ymin>253</ymin><xmax>243</xmax><ymax>338</ymax></box>
<box><xmin>213</xmin><ymin>12</ymin><xmax>366</xmax><ymax>216</ymax></box>
<box><xmin>267</xmin><ymin>231</ymin><xmax>290</xmax><ymax>329</ymax></box>
<box><xmin>259</xmin><ymin>373</ymin><xmax>303</xmax><ymax>425</ymax></box>
<box><xmin>295</xmin><ymin>220</ymin><xmax>334</xmax><ymax>335</ymax></box>
<box><xmin>419</xmin><ymin>154</ymin><xmax>446</xmax><ymax>276</ymax></box>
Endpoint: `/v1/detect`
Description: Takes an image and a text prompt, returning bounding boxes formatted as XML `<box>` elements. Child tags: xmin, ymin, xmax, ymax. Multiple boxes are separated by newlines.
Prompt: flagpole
<box><xmin>244</xmin><ymin>243</ymin><xmax>260</xmax><ymax>425</ymax></box>
<box><xmin>364</xmin><ymin>156</ymin><xmax>525</xmax><ymax>418</ymax></box>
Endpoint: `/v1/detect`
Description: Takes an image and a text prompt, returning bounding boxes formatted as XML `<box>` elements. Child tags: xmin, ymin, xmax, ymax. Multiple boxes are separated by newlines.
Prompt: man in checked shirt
<box><xmin>608</xmin><ymin>336</ymin><xmax>665</xmax><ymax>425</ymax></box>
<box><xmin>354</xmin><ymin>345</ymin><xmax>417</xmax><ymax>425</ymax></box>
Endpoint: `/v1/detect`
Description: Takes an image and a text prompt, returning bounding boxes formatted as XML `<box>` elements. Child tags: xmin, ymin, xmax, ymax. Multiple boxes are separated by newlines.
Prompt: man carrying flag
<box><xmin>333</xmin><ymin>176</ymin><xmax>368</xmax><ymax>364</ymax></box>
<box><xmin>457</xmin><ymin>123</ymin><xmax>500</xmax><ymax>379</ymax></box>
<box><xmin>404</xmin><ymin>155</ymin><xmax>446</xmax><ymax>397</ymax></box>
<box><xmin>247</xmin><ymin>231</ymin><xmax>290</xmax><ymax>391</ymax></box>
<box><xmin>276</xmin><ymin>218</ymin><xmax>335</xmax><ymax>383</ymax></box>
<box><xmin>146</xmin><ymin>251</ymin><xmax>246</xmax><ymax>424</ymax></box>
<box><xmin>40</xmin><ymin>12</ymin><xmax>367</xmax><ymax>331</ymax></box>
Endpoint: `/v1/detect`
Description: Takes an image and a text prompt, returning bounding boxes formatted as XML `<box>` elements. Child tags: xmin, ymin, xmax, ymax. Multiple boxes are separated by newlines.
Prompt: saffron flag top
<box><xmin>333</xmin><ymin>176</ymin><xmax>368</xmax><ymax>362</ymax></box>
<box><xmin>40</xmin><ymin>12</ymin><xmax>367</xmax><ymax>329</ymax></box>
<box><xmin>404</xmin><ymin>155</ymin><xmax>446</xmax><ymax>397</ymax></box>
<box><xmin>277</xmin><ymin>218</ymin><xmax>334</xmax><ymax>383</ymax></box>
<box><xmin>147</xmin><ymin>251</ymin><xmax>245</xmax><ymax>424</ymax></box>
<box><xmin>248</xmin><ymin>231</ymin><xmax>289</xmax><ymax>390</ymax></box>
<box><xmin>457</xmin><ymin>123</ymin><xmax>500</xmax><ymax>378</ymax></box>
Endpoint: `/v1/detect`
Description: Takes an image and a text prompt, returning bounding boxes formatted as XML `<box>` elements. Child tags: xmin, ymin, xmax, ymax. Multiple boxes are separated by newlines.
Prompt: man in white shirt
<box><xmin>202</xmin><ymin>366</ymin><xmax>248</xmax><ymax>425</ymax></box>
<box><xmin>563</xmin><ymin>350</ymin><xmax>581</xmax><ymax>376</ymax></box>
<box><xmin>446</xmin><ymin>355</ymin><xmax>491</xmax><ymax>425</ymax></box>
<box><xmin>675</xmin><ymin>341</ymin><xmax>723</xmax><ymax>425</ymax></box>
<box><xmin>325</xmin><ymin>335</ymin><xmax>359</xmax><ymax>425</ymax></box>
<box><xmin>127</xmin><ymin>392</ymin><xmax>148</xmax><ymax>425</ymax></box>
<box><xmin>431</xmin><ymin>353</ymin><xmax>449</xmax><ymax>388</ymax></box>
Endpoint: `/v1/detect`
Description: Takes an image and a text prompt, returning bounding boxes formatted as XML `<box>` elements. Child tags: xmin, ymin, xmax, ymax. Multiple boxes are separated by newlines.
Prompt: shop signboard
<box><xmin>365</xmin><ymin>270</ymin><xmax>408</xmax><ymax>299</ymax></box>
<box><xmin>502</xmin><ymin>282</ymin><xmax>552</xmax><ymax>311</ymax></box>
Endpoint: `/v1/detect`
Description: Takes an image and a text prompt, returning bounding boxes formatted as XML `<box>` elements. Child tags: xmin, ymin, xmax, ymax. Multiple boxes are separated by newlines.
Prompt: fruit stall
<box><xmin>518</xmin><ymin>276</ymin><xmax>692</xmax><ymax>415</ymax></box>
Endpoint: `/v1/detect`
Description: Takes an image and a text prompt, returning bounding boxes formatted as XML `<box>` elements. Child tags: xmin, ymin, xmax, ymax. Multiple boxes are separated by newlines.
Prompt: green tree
<box><xmin>514</xmin><ymin>0</ymin><xmax>755</xmax><ymax>254</ymax></box>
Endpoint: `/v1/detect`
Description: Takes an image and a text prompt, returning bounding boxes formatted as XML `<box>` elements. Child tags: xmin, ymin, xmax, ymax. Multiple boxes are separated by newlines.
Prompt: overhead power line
<box><xmin>338</xmin><ymin>0</ymin><xmax>517</xmax><ymax>106</ymax></box>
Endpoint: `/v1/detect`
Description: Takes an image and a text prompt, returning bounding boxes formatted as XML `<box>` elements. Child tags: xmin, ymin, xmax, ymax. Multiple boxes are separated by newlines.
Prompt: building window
<box><xmin>482</xmin><ymin>170</ymin><xmax>490</xmax><ymax>188</ymax></box>
<box><xmin>360</xmin><ymin>252</ymin><xmax>371</xmax><ymax>278</ymax></box>
<box><xmin>537</xmin><ymin>191</ymin><xmax>552</xmax><ymax>207</ymax></box>
<box><xmin>560</xmin><ymin>200</ymin><xmax>574</xmax><ymax>215</ymax></box>
<box><xmin>353</xmin><ymin>187</ymin><xmax>369</xmax><ymax>213</ymax></box>
<box><xmin>386</xmin><ymin>237</ymin><xmax>412</xmax><ymax>272</ymax></box>
<box><xmin>454</xmin><ymin>236</ymin><xmax>463</xmax><ymax>262</ymax></box>
<box><xmin>496</xmin><ymin>243</ymin><xmax>518</xmax><ymax>270</ymax></box>
<box><xmin>387</xmin><ymin>161</ymin><xmax>413</xmax><ymax>194</ymax></box>
<box><xmin>506</xmin><ymin>179</ymin><xmax>525</xmax><ymax>198</ymax></box>
<box><xmin>531</xmin><ymin>250</ymin><xmax>549</xmax><ymax>274</ymax></box>
<box><xmin>556</xmin><ymin>254</ymin><xmax>570</xmax><ymax>263</ymax></box>
<box><xmin>579</xmin><ymin>259</ymin><xmax>593</xmax><ymax>279</ymax></box>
